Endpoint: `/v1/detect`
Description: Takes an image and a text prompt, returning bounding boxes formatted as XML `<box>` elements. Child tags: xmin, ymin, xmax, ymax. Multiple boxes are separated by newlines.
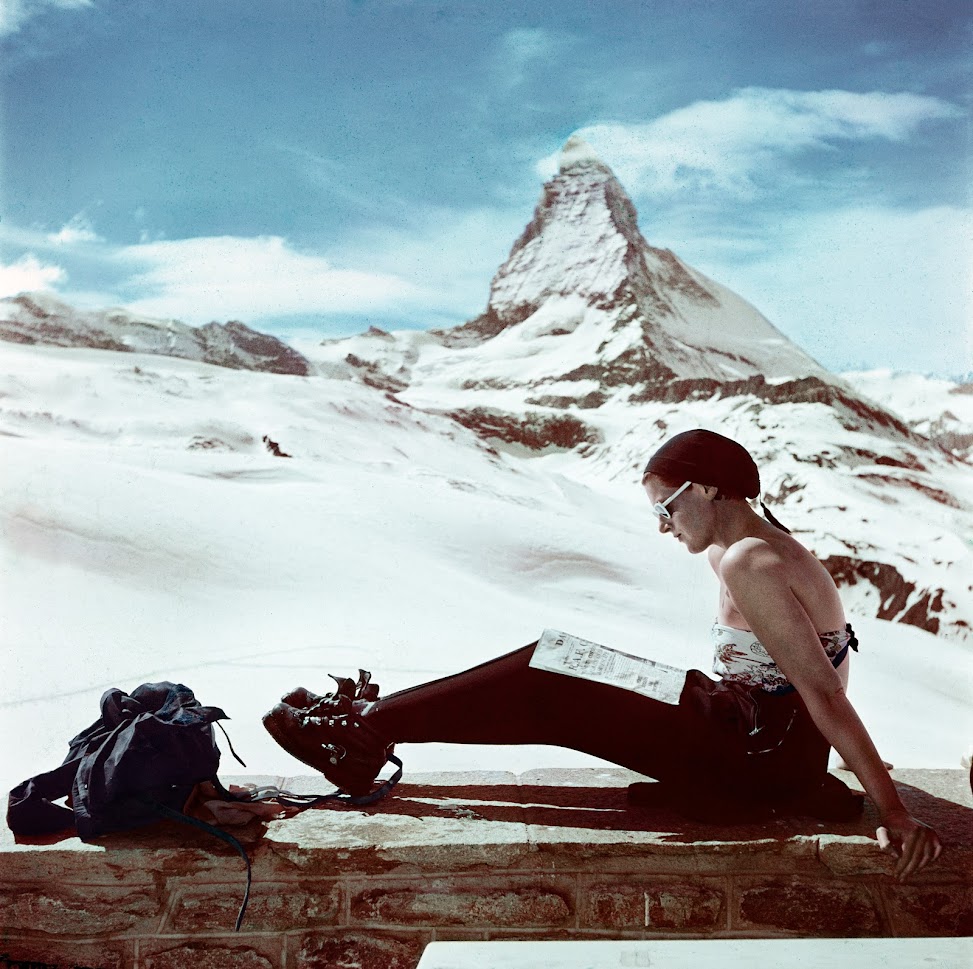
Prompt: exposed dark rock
<box><xmin>198</xmin><ymin>320</ymin><xmax>311</xmax><ymax>375</ymax></box>
<box><xmin>918</xmin><ymin>412</ymin><xmax>973</xmax><ymax>459</ymax></box>
<box><xmin>525</xmin><ymin>391</ymin><xmax>609</xmax><ymax>410</ymax></box>
<box><xmin>630</xmin><ymin>374</ymin><xmax>919</xmax><ymax>441</ymax></box>
<box><xmin>856</xmin><ymin>474</ymin><xmax>960</xmax><ymax>508</ymax></box>
<box><xmin>820</xmin><ymin>555</ymin><xmax>948</xmax><ymax>635</ymax></box>
<box><xmin>443</xmin><ymin>407</ymin><xmax>600</xmax><ymax>451</ymax></box>
<box><xmin>262</xmin><ymin>435</ymin><xmax>291</xmax><ymax>458</ymax></box>
<box><xmin>345</xmin><ymin>353</ymin><xmax>409</xmax><ymax>393</ymax></box>
<box><xmin>0</xmin><ymin>311</ymin><xmax>133</xmax><ymax>353</ymax></box>
<box><xmin>561</xmin><ymin>347</ymin><xmax>678</xmax><ymax>388</ymax></box>
<box><xmin>931</xmin><ymin>429</ymin><xmax>973</xmax><ymax>456</ymax></box>
<box><xmin>649</xmin><ymin>247</ymin><xmax>719</xmax><ymax>304</ymax></box>
<box><xmin>188</xmin><ymin>436</ymin><xmax>234</xmax><ymax>451</ymax></box>
<box><xmin>459</xmin><ymin>377</ymin><xmax>515</xmax><ymax>391</ymax></box>
<box><xmin>432</xmin><ymin>305</ymin><xmax>530</xmax><ymax>347</ymax></box>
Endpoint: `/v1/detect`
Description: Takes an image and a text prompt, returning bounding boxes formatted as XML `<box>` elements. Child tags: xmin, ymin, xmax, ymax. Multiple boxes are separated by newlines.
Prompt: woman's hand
<box><xmin>876</xmin><ymin>811</ymin><xmax>942</xmax><ymax>881</ymax></box>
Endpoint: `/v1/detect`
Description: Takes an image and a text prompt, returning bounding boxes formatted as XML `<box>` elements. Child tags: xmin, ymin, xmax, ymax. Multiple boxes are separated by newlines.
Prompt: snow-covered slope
<box><xmin>0</xmin><ymin>341</ymin><xmax>712</xmax><ymax>783</ymax></box>
<box><xmin>0</xmin><ymin>292</ymin><xmax>310</xmax><ymax>375</ymax></box>
<box><xmin>843</xmin><ymin>369</ymin><xmax>973</xmax><ymax>461</ymax></box>
<box><xmin>1</xmin><ymin>340</ymin><xmax>969</xmax><ymax>789</ymax></box>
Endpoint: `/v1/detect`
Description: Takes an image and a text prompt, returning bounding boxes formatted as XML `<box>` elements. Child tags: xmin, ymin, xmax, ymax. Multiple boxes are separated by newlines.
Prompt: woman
<box><xmin>264</xmin><ymin>429</ymin><xmax>942</xmax><ymax>880</ymax></box>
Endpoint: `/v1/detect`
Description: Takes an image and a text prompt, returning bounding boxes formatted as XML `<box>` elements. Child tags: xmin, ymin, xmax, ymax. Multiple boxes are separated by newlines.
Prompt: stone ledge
<box><xmin>1</xmin><ymin>768</ymin><xmax>970</xmax><ymax>968</ymax></box>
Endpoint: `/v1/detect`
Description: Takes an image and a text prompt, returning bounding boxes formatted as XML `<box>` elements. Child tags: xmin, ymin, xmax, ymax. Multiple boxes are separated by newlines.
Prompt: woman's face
<box><xmin>642</xmin><ymin>477</ymin><xmax>712</xmax><ymax>554</ymax></box>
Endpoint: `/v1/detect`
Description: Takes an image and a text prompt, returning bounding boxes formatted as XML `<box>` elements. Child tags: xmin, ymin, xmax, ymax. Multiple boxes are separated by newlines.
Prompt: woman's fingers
<box><xmin>887</xmin><ymin>824</ymin><xmax>943</xmax><ymax>881</ymax></box>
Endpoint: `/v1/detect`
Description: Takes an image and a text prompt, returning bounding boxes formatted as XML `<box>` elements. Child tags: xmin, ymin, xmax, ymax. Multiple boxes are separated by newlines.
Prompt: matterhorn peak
<box><xmin>557</xmin><ymin>134</ymin><xmax>610</xmax><ymax>174</ymax></box>
<box><xmin>436</xmin><ymin>136</ymin><xmax>825</xmax><ymax>388</ymax></box>
<box><xmin>477</xmin><ymin>132</ymin><xmax>714</xmax><ymax>340</ymax></box>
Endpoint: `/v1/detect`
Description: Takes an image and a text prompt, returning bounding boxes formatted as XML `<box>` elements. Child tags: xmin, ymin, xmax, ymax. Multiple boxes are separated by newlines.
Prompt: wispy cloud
<box><xmin>0</xmin><ymin>0</ymin><xmax>93</xmax><ymax>38</ymax></box>
<box><xmin>48</xmin><ymin>212</ymin><xmax>104</xmax><ymax>245</ymax></box>
<box><xmin>539</xmin><ymin>87</ymin><xmax>964</xmax><ymax>199</ymax></box>
<box><xmin>0</xmin><ymin>254</ymin><xmax>66</xmax><ymax>297</ymax></box>
<box><xmin>271</xmin><ymin>144</ymin><xmax>413</xmax><ymax>221</ymax></box>
<box><xmin>493</xmin><ymin>26</ymin><xmax>575</xmax><ymax>90</ymax></box>
<box><xmin>113</xmin><ymin>235</ymin><xmax>427</xmax><ymax>324</ymax></box>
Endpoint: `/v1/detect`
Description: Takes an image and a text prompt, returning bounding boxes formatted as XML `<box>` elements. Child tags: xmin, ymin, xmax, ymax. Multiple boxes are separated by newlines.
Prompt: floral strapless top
<box><xmin>711</xmin><ymin>621</ymin><xmax>856</xmax><ymax>695</ymax></box>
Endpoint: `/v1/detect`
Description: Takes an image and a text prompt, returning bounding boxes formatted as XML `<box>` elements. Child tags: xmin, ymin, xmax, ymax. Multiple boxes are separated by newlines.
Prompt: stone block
<box><xmin>294</xmin><ymin>931</ymin><xmax>428</xmax><ymax>969</ymax></box>
<box><xmin>0</xmin><ymin>833</ymin><xmax>245</xmax><ymax>888</ymax></box>
<box><xmin>736</xmin><ymin>880</ymin><xmax>883</xmax><ymax>936</ymax></box>
<box><xmin>819</xmin><ymin>832</ymin><xmax>973</xmax><ymax>881</ymax></box>
<box><xmin>0</xmin><ymin>937</ymin><xmax>132</xmax><ymax>969</ymax></box>
<box><xmin>350</xmin><ymin>876</ymin><xmax>573</xmax><ymax>928</ymax></box>
<box><xmin>883</xmin><ymin>883</ymin><xmax>973</xmax><ymax>936</ymax></box>
<box><xmin>260</xmin><ymin>811</ymin><xmax>532</xmax><ymax>875</ymax></box>
<box><xmin>0</xmin><ymin>885</ymin><xmax>159</xmax><ymax>936</ymax></box>
<box><xmin>817</xmin><ymin>834</ymin><xmax>897</xmax><ymax>876</ymax></box>
<box><xmin>140</xmin><ymin>939</ymin><xmax>281</xmax><ymax>969</ymax></box>
<box><xmin>167</xmin><ymin>881</ymin><xmax>341</xmax><ymax>932</ymax></box>
<box><xmin>580</xmin><ymin>879</ymin><xmax>726</xmax><ymax>930</ymax></box>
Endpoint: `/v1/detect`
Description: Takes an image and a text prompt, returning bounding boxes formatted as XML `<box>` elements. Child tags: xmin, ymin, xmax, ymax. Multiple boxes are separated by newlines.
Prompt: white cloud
<box><xmin>1</xmin><ymin>205</ymin><xmax>512</xmax><ymax>329</ymax></box>
<box><xmin>539</xmin><ymin>87</ymin><xmax>964</xmax><ymax>198</ymax></box>
<box><xmin>0</xmin><ymin>254</ymin><xmax>66</xmax><ymax>297</ymax></box>
<box><xmin>114</xmin><ymin>235</ymin><xmax>428</xmax><ymax>324</ymax></box>
<box><xmin>48</xmin><ymin>212</ymin><xmax>104</xmax><ymax>245</ymax></box>
<box><xmin>0</xmin><ymin>0</ymin><xmax>93</xmax><ymax>37</ymax></box>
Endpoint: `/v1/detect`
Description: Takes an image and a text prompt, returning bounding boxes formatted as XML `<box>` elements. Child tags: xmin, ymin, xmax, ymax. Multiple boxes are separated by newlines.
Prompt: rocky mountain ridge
<box><xmin>0</xmin><ymin>292</ymin><xmax>311</xmax><ymax>376</ymax></box>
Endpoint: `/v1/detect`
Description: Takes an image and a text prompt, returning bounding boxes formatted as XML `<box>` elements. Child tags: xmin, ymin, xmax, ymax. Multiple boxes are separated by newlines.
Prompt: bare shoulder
<box><xmin>719</xmin><ymin>536</ymin><xmax>785</xmax><ymax>578</ymax></box>
<box><xmin>720</xmin><ymin>533</ymin><xmax>844</xmax><ymax>629</ymax></box>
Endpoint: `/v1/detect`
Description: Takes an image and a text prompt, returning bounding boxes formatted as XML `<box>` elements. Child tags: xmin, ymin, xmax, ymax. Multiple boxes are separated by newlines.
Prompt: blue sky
<box><xmin>1</xmin><ymin>0</ymin><xmax>970</xmax><ymax>374</ymax></box>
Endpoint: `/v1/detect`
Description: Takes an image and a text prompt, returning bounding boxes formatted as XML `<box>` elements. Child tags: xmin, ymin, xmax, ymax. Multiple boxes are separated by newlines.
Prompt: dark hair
<box><xmin>643</xmin><ymin>429</ymin><xmax>790</xmax><ymax>532</ymax></box>
<box><xmin>643</xmin><ymin>429</ymin><xmax>758</xmax><ymax>496</ymax></box>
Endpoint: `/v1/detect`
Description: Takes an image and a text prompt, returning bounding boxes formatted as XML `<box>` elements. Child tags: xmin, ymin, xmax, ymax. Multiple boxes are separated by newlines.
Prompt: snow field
<box><xmin>0</xmin><ymin>343</ymin><xmax>969</xmax><ymax>792</ymax></box>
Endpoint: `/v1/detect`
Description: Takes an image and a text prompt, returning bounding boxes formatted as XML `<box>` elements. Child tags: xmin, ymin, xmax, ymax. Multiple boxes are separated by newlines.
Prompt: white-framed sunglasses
<box><xmin>653</xmin><ymin>480</ymin><xmax>692</xmax><ymax>519</ymax></box>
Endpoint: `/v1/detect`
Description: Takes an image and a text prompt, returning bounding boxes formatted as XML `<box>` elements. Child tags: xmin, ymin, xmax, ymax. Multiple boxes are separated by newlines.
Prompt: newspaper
<box><xmin>529</xmin><ymin>628</ymin><xmax>686</xmax><ymax>705</ymax></box>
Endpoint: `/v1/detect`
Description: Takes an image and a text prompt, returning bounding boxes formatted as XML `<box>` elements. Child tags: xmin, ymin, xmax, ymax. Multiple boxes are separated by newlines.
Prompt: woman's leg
<box><xmin>365</xmin><ymin>643</ymin><xmax>688</xmax><ymax>778</ymax></box>
<box><xmin>264</xmin><ymin>642</ymin><xmax>693</xmax><ymax>794</ymax></box>
<box><xmin>266</xmin><ymin>648</ymin><xmax>862</xmax><ymax>820</ymax></box>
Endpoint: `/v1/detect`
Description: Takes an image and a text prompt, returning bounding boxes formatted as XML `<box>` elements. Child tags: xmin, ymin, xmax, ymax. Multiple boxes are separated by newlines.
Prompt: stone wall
<box><xmin>2</xmin><ymin>768</ymin><xmax>970</xmax><ymax>969</ymax></box>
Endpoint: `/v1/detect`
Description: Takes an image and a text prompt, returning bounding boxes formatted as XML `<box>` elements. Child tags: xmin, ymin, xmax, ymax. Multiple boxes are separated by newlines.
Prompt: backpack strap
<box><xmin>139</xmin><ymin>794</ymin><xmax>252</xmax><ymax>932</ymax></box>
<box><xmin>7</xmin><ymin>759</ymin><xmax>80</xmax><ymax>837</ymax></box>
<box><xmin>212</xmin><ymin>753</ymin><xmax>404</xmax><ymax>810</ymax></box>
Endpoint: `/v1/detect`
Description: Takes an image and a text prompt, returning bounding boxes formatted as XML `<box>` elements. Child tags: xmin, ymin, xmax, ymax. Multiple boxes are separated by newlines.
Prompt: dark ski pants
<box><xmin>367</xmin><ymin>642</ymin><xmax>832</xmax><ymax>803</ymax></box>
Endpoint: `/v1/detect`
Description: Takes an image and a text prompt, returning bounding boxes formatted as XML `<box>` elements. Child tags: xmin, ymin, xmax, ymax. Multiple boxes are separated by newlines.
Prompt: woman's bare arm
<box><xmin>720</xmin><ymin>539</ymin><xmax>942</xmax><ymax>880</ymax></box>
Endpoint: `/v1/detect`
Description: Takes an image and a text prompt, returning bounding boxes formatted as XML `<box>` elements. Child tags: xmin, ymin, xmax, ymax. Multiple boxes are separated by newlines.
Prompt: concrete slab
<box><xmin>416</xmin><ymin>937</ymin><xmax>973</xmax><ymax>969</ymax></box>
